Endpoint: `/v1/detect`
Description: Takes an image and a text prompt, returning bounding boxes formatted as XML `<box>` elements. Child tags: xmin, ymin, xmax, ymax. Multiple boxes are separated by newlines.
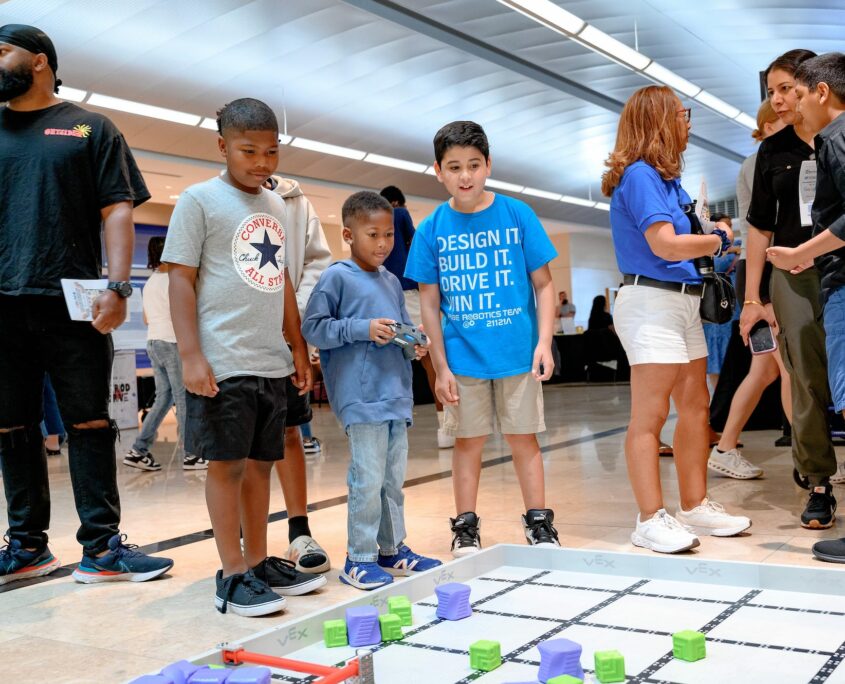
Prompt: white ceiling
<box><xmin>2</xmin><ymin>0</ymin><xmax>840</xmax><ymax>229</ymax></box>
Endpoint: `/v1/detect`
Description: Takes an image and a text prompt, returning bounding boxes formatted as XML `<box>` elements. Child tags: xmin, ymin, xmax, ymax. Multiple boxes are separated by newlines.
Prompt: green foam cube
<box><xmin>469</xmin><ymin>639</ymin><xmax>501</xmax><ymax>671</ymax></box>
<box><xmin>387</xmin><ymin>595</ymin><xmax>413</xmax><ymax>626</ymax></box>
<box><xmin>547</xmin><ymin>675</ymin><xmax>583</xmax><ymax>684</ymax></box>
<box><xmin>323</xmin><ymin>618</ymin><xmax>348</xmax><ymax>648</ymax></box>
<box><xmin>379</xmin><ymin>613</ymin><xmax>403</xmax><ymax>641</ymax></box>
<box><xmin>673</xmin><ymin>630</ymin><xmax>706</xmax><ymax>662</ymax></box>
<box><xmin>594</xmin><ymin>649</ymin><xmax>625</xmax><ymax>683</ymax></box>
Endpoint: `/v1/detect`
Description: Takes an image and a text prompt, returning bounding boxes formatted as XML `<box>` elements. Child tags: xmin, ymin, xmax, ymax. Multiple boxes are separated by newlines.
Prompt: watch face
<box><xmin>110</xmin><ymin>282</ymin><xmax>132</xmax><ymax>298</ymax></box>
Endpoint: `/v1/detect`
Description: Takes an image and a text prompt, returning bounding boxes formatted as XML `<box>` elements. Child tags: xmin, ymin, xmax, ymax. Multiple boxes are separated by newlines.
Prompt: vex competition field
<box><xmin>181</xmin><ymin>546</ymin><xmax>845</xmax><ymax>684</ymax></box>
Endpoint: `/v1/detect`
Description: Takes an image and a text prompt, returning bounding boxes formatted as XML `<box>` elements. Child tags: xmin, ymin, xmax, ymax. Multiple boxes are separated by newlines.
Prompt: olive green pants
<box><xmin>770</xmin><ymin>267</ymin><xmax>836</xmax><ymax>484</ymax></box>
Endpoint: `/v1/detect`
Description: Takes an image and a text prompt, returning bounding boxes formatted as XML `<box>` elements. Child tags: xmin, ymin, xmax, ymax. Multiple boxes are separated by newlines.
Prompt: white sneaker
<box><xmin>675</xmin><ymin>498</ymin><xmax>751</xmax><ymax>537</ymax></box>
<box><xmin>437</xmin><ymin>429</ymin><xmax>455</xmax><ymax>449</ymax></box>
<box><xmin>830</xmin><ymin>461</ymin><xmax>845</xmax><ymax>485</ymax></box>
<box><xmin>631</xmin><ymin>509</ymin><xmax>700</xmax><ymax>554</ymax></box>
<box><xmin>707</xmin><ymin>446</ymin><xmax>763</xmax><ymax>479</ymax></box>
<box><xmin>284</xmin><ymin>535</ymin><xmax>330</xmax><ymax>574</ymax></box>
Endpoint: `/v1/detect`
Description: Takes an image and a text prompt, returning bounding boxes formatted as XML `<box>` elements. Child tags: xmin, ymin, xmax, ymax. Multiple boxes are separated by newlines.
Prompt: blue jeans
<box><xmin>133</xmin><ymin>340</ymin><xmax>188</xmax><ymax>456</ymax></box>
<box><xmin>825</xmin><ymin>286</ymin><xmax>845</xmax><ymax>413</ymax></box>
<box><xmin>346</xmin><ymin>420</ymin><xmax>408</xmax><ymax>562</ymax></box>
<box><xmin>41</xmin><ymin>375</ymin><xmax>66</xmax><ymax>441</ymax></box>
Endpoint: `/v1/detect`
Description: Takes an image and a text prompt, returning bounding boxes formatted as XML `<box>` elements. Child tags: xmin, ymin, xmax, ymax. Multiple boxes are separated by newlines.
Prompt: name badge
<box><xmin>799</xmin><ymin>159</ymin><xmax>817</xmax><ymax>227</ymax></box>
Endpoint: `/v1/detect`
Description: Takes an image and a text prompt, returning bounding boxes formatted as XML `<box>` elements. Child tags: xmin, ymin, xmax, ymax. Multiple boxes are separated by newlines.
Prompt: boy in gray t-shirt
<box><xmin>163</xmin><ymin>98</ymin><xmax>323</xmax><ymax>617</ymax></box>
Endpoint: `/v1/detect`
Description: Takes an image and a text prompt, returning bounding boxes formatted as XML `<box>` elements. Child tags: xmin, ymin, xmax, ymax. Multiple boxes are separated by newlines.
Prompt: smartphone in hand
<box><xmin>749</xmin><ymin>321</ymin><xmax>777</xmax><ymax>355</ymax></box>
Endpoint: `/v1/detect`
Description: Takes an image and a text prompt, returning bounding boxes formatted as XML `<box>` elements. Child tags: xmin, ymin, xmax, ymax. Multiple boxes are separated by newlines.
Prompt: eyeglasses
<box><xmin>678</xmin><ymin>108</ymin><xmax>692</xmax><ymax>123</ymax></box>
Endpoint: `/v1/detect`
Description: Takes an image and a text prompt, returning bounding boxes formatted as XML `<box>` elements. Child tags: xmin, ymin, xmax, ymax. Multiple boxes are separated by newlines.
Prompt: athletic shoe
<box><xmin>631</xmin><ymin>509</ymin><xmax>700</xmax><ymax>554</ymax></box>
<box><xmin>123</xmin><ymin>449</ymin><xmax>161</xmax><ymax>472</ymax></box>
<box><xmin>339</xmin><ymin>558</ymin><xmax>394</xmax><ymax>590</ymax></box>
<box><xmin>707</xmin><ymin>447</ymin><xmax>764</xmax><ymax>479</ymax></box>
<box><xmin>812</xmin><ymin>537</ymin><xmax>845</xmax><ymax>563</ymax></box>
<box><xmin>775</xmin><ymin>434</ymin><xmax>792</xmax><ymax>447</ymax></box>
<box><xmin>522</xmin><ymin>508</ymin><xmax>561</xmax><ymax>547</ymax></box>
<box><xmin>437</xmin><ymin>429</ymin><xmax>455</xmax><ymax>449</ymax></box>
<box><xmin>658</xmin><ymin>441</ymin><xmax>673</xmax><ymax>457</ymax></box>
<box><xmin>675</xmin><ymin>498</ymin><xmax>752</xmax><ymax>537</ymax></box>
<box><xmin>251</xmin><ymin>556</ymin><xmax>326</xmax><ymax>595</ymax></box>
<box><xmin>0</xmin><ymin>538</ymin><xmax>61</xmax><ymax>586</ymax></box>
<box><xmin>830</xmin><ymin>462</ymin><xmax>845</xmax><ymax>486</ymax></box>
<box><xmin>450</xmin><ymin>512</ymin><xmax>481</xmax><ymax>558</ymax></box>
<box><xmin>182</xmin><ymin>454</ymin><xmax>208</xmax><ymax>470</ymax></box>
<box><xmin>378</xmin><ymin>544</ymin><xmax>442</xmax><ymax>576</ymax></box>
<box><xmin>215</xmin><ymin>570</ymin><xmax>286</xmax><ymax>616</ymax></box>
<box><xmin>285</xmin><ymin>535</ymin><xmax>331</xmax><ymax>574</ymax></box>
<box><xmin>72</xmin><ymin>534</ymin><xmax>173</xmax><ymax>583</ymax></box>
<box><xmin>801</xmin><ymin>484</ymin><xmax>837</xmax><ymax>529</ymax></box>
<box><xmin>302</xmin><ymin>437</ymin><xmax>322</xmax><ymax>454</ymax></box>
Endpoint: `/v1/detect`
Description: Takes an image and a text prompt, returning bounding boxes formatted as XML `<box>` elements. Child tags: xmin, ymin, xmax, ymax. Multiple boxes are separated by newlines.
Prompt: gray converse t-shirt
<box><xmin>162</xmin><ymin>176</ymin><xmax>294</xmax><ymax>382</ymax></box>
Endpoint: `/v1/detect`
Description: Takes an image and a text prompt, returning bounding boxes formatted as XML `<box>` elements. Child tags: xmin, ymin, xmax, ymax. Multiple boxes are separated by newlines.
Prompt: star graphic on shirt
<box><xmin>250</xmin><ymin>230</ymin><xmax>281</xmax><ymax>270</ymax></box>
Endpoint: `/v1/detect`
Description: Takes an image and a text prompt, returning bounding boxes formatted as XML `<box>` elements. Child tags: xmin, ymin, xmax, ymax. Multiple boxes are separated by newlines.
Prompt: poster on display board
<box><xmin>109</xmin><ymin>350</ymin><xmax>138</xmax><ymax>430</ymax></box>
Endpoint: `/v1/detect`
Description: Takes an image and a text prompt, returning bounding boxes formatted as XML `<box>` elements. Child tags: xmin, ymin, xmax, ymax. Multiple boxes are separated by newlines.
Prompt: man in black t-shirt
<box><xmin>0</xmin><ymin>24</ymin><xmax>173</xmax><ymax>584</ymax></box>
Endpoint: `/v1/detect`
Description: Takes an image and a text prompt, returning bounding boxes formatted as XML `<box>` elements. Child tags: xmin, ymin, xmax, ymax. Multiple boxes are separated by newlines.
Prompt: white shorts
<box><xmin>403</xmin><ymin>288</ymin><xmax>422</xmax><ymax>326</ymax></box>
<box><xmin>613</xmin><ymin>284</ymin><xmax>708</xmax><ymax>365</ymax></box>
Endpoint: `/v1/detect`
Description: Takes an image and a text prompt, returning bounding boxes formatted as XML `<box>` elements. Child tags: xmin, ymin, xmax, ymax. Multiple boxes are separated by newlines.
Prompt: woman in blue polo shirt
<box><xmin>601</xmin><ymin>85</ymin><xmax>751</xmax><ymax>554</ymax></box>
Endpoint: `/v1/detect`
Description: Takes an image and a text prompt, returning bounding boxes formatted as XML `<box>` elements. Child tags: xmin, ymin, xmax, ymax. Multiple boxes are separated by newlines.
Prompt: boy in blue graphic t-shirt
<box><xmin>404</xmin><ymin>121</ymin><xmax>560</xmax><ymax>557</ymax></box>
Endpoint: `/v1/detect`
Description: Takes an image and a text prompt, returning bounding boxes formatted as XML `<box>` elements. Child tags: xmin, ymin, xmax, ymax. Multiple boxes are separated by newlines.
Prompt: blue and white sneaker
<box><xmin>0</xmin><ymin>537</ymin><xmax>61</xmax><ymax>585</ymax></box>
<box><xmin>377</xmin><ymin>544</ymin><xmax>442</xmax><ymax>576</ymax></box>
<box><xmin>339</xmin><ymin>558</ymin><xmax>394</xmax><ymax>590</ymax></box>
<box><xmin>72</xmin><ymin>534</ymin><xmax>174</xmax><ymax>583</ymax></box>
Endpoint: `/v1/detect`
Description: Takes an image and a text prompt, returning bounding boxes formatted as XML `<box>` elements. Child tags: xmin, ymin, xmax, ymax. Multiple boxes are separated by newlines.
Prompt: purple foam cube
<box><xmin>538</xmin><ymin>639</ymin><xmax>584</xmax><ymax>682</ymax></box>
<box><xmin>161</xmin><ymin>660</ymin><xmax>201</xmax><ymax>684</ymax></box>
<box><xmin>435</xmin><ymin>582</ymin><xmax>472</xmax><ymax>620</ymax></box>
<box><xmin>346</xmin><ymin>605</ymin><xmax>381</xmax><ymax>647</ymax></box>
<box><xmin>129</xmin><ymin>677</ymin><xmax>173</xmax><ymax>684</ymax></box>
<box><xmin>225</xmin><ymin>667</ymin><xmax>271</xmax><ymax>684</ymax></box>
<box><xmin>188</xmin><ymin>667</ymin><xmax>230</xmax><ymax>684</ymax></box>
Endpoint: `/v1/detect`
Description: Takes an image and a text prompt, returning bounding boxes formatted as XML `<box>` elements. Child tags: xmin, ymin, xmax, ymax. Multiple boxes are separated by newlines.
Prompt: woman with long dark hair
<box><xmin>602</xmin><ymin>85</ymin><xmax>751</xmax><ymax>554</ymax></box>
<box><xmin>740</xmin><ymin>49</ymin><xmax>840</xmax><ymax>528</ymax></box>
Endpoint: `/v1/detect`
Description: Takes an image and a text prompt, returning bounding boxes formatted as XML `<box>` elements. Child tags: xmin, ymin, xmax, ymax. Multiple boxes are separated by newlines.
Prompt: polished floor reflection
<box><xmin>0</xmin><ymin>384</ymin><xmax>842</xmax><ymax>683</ymax></box>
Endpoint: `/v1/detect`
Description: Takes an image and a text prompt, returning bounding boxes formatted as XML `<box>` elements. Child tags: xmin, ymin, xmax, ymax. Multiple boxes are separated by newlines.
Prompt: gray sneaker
<box><xmin>214</xmin><ymin>570</ymin><xmax>285</xmax><ymax>616</ymax></box>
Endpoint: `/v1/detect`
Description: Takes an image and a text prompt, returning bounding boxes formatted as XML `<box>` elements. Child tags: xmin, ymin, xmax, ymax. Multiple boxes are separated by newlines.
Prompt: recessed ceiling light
<box><xmin>364</xmin><ymin>153</ymin><xmax>428</xmax><ymax>174</ymax></box>
<box><xmin>561</xmin><ymin>195</ymin><xmax>597</xmax><ymax>208</ymax></box>
<box><xmin>577</xmin><ymin>25</ymin><xmax>650</xmax><ymax>71</ymax></box>
<box><xmin>169</xmin><ymin>194</ymin><xmax>180</xmax><ymax>200</ymax></box>
<box><xmin>694</xmin><ymin>90</ymin><xmax>740</xmax><ymax>119</ymax></box>
<box><xmin>734</xmin><ymin>112</ymin><xmax>756</xmax><ymax>130</ymax></box>
<box><xmin>643</xmin><ymin>63</ymin><xmax>701</xmax><ymax>98</ymax></box>
<box><xmin>496</xmin><ymin>0</ymin><xmax>585</xmax><ymax>36</ymax></box>
<box><xmin>486</xmin><ymin>178</ymin><xmax>525</xmax><ymax>193</ymax></box>
<box><xmin>290</xmin><ymin>137</ymin><xmax>366</xmax><ymax>160</ymax></box>
<box><xmin>199</xmin><ymin>118</ymin><xmax>218</xmax><ymax>131</ymax></box>
<box><xmin>57</xmin><ymin>86</ymin><xmax>87</xmax><ymax>102</ymax></box>
<box><xmin>523</xmin><ymin>187</ymin><xmax>562</xmax><ymax>201</ymax></box>
<box><xmin>87</xmin><ymin>93</ymin><xmax>201</xmax><ymax>126</ymax></box>
<box><xmin>328</xmin><ymin>214</ymin><xmax>337</xmax><ymax>219</ymax></box>
<box><xmin>424</xmin><ymin>166</ymin><xmax>438</xmax><ymax>176</ymax></box>
<box><xmin>593</xmin><ymin>202</ymin><xmax>611</xmax><ymax>211</ymax></box>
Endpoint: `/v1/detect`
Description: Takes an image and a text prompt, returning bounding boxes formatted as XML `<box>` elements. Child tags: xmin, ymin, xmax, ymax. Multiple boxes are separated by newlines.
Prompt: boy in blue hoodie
<box><xmin>302</xmin><ymin>191</ymin><xmax>442</xmax><ymax>589</ymax></box>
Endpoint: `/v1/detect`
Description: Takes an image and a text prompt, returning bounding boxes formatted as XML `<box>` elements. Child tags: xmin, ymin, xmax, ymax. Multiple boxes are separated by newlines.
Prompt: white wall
<box><xmin>567</xmin><ymin>232</ymin><xmax>621</xmax><ymax>328</ymax></box>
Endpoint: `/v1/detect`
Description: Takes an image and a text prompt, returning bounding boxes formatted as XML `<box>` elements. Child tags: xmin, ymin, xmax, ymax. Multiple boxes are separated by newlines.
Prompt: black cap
<box><xmin>0</xmin><ymin>24</ymin><xmax>61</xmax><ymax>91</ymax></box>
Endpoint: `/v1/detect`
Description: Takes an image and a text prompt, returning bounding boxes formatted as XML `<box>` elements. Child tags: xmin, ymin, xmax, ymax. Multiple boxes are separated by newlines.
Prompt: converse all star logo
<box><xmin>232</xmin><ymin>212</ymin><xmax>286</xmax><ymax>293</ymax></box>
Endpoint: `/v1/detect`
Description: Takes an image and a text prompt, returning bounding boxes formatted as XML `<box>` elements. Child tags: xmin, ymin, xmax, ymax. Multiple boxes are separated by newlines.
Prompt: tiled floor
<box><xmin>1</xmin><ymin>383</ymin><xmax>843</xmax><ymax>683</ymax></box>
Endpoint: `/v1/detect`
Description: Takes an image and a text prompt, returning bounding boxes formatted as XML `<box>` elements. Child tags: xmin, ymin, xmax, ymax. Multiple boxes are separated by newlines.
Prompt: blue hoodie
<box><xmin>302</xmin><ymin>260</ymin><xmax>413</xmax><ymax>429</ymax></box>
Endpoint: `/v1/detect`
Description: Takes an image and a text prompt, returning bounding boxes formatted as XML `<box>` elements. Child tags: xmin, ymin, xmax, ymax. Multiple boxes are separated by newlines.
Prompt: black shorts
<box><xmin>285</xmin><ymin>376</ymin><xmax>312</xmax><ymax>428</ymax></box>
<box><xmin>185</xmin><ymin>375</ymin><xmax>287</xmax><ymax>461</ymax></box>
<box><xmin>0</xmin><ymin>295</ymin><xmax>112</xmax><ymax>427</ymax></box>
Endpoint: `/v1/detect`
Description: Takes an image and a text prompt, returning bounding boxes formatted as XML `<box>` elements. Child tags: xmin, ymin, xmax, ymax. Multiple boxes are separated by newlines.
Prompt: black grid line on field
<box><xmin>810</xmin><ymin>638</ymin><xmax>845</xmax><ymax>683</ymax></box>
<box><xmin>626</xmin><ymin>588</ymin><xmax>762</xmax><ymax>684</ymax></box>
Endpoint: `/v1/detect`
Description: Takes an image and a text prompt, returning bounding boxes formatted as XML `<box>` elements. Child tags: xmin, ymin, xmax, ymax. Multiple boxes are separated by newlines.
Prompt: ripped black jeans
<box><xmin>0</xmin><ymin>295</ymin><xmax>120</xmax><ymax>555</ymax></box>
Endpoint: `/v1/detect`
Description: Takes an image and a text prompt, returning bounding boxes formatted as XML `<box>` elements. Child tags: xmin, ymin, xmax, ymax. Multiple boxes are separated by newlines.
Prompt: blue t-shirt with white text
<box><xmin>404</xmin><ymin>194</ymin><xmax>557</xmax><ymax>379</ymax></box>
<box><xmin>610</xmin><ymin>160</ymin><xmax>701</xmax><ymax>284</ymax></box>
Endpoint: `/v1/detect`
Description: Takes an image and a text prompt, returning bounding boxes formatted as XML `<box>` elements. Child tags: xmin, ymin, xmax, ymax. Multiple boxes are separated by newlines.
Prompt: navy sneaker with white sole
<box><xmin>377</xmin><ymin>545</ymin><xmax>442</xmax><ymax>576</ymax></box>
<box><xmin>0</xmin><ymin>538</ymin><xmax>61</xmax><ymax>585</ymax></box>
<box><xmin>72</xmin><ymin>534</ymin><xmax>173</xmax><ymax>583</ymax></box>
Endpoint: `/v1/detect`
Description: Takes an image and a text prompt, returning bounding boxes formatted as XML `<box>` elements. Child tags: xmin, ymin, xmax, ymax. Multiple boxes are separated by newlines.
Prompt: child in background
<box><xmin>165</xmin><ymin>98</ymin><xmax>323</xmax><ymax>616</ymax></box>
<box><xmin>404</xmin><ymin>121</ymin><xmax>560</xmax><ymax>557</ymax></box>
<box><xmin>302</xmin><ymin>191</ymin><xmax>442</xmax><ymax>590</ymax></box>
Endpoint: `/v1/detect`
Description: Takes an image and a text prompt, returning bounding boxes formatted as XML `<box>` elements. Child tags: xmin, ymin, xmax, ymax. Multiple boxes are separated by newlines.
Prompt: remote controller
<box><xmin>388</xmin><ymin>322</ymin><xmax>428</xmax><ymax>359</ymax></box>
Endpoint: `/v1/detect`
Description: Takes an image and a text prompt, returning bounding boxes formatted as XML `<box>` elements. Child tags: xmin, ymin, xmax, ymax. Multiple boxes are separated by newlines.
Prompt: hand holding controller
<box><xmin>387</xmin><ymin>322</ymin><xmax>429</xmax><ymax>359</ymax></box>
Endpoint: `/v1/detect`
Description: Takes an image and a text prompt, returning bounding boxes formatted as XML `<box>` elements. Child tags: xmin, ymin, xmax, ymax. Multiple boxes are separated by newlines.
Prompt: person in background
<box><xmin>379</xmin><ymin>185</ymin><xmax>455</xmax><ymax>449</ymax></box>
<box><xmin>265</xmin><ymin>173</ymin><xmax>333</xmax><ymax>574</ymax></box>
<box><xmin>124</xmin><ymin>237</ymin><xmax>206</xmax><ymax>472</ymax></box>
<box><xmin>702</xmin><ymin>214</ymin><xmax>738</xmax><ymax>393</ymax></box>
<box><xmin>602</xmin><ymin>84</ymin><xmax>750</xmax><ymax>554</ymax></box>
<box><xmin>740</xmin><ymin>49</ymin><xmax>841</xmax><ymax>529</ymax></box>
<box><xmin>708</xmin><ymin>100</ymin><xmax>790</xmax><ymax>480</ymax></box>
<box><xmin>558</xmin><ymin>290</ymin><xmax>576</xmax><ymax>333</ymax></box>
<box><xmin>587</xmin><ymin>295</ymin><xmax>613</xmax><ymax>332</ymax></box>
<box><xmin>42</xmin><ymin>375</ymin><xmax>65</xmax><ymax>455</ymax></box>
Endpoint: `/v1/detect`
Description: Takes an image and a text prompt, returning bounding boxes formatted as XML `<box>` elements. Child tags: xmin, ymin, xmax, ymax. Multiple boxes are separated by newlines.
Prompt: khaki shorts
<box><xmin>403</xmin><ymin>288</ymin><xmax>422</xmax><ymax>326</ymax></box>
<box><xmin>443</xmin><ymin>372</ymin><xmax>545</xmax><ymax>438</ymax></box>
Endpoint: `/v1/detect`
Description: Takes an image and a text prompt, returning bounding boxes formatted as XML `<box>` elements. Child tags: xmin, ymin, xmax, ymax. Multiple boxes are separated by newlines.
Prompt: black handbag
<box><xmin>682</xmin><ymin>202</ymin><xmax>736</xmax><ymax>324</ymax></box>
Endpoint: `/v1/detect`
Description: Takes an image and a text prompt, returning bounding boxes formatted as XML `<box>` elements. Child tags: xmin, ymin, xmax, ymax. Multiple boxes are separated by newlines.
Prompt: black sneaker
<box><xmin>450</xmin><ymin>512</ymin><xmax>481</xmax><ymax>558</ymax></box>
<box><xmin>522</xmin><ymin>508</ymin><xmax>561</xmax><ymax>547</ymax></box>
<box><xmin>182</xmin><ymin>454</ymin><xmax>209</xmax><ymax>470</ymax></box>
<box><xmin>214</xmin><ymin>570</ymin><xmax>286</xmax><ymax>616</ymax></box>
<box><xmin>250</xmin><ymin>556</ymin><xmax>327</xmax><ymax>596</ymax></box>
<box><xmin>801</xmin><ymin>484</ymin><xmax>837</xmax><ymax>529</ymax></box>
<box><xmin>812</xmin><ymin>537</ymin><xmax>845</xmax><ymax>563</ymax></box>
<box><xmin>123</xmin><ymin>449</ymin><xmax>161</xmax><ymax>472</ymax></box>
